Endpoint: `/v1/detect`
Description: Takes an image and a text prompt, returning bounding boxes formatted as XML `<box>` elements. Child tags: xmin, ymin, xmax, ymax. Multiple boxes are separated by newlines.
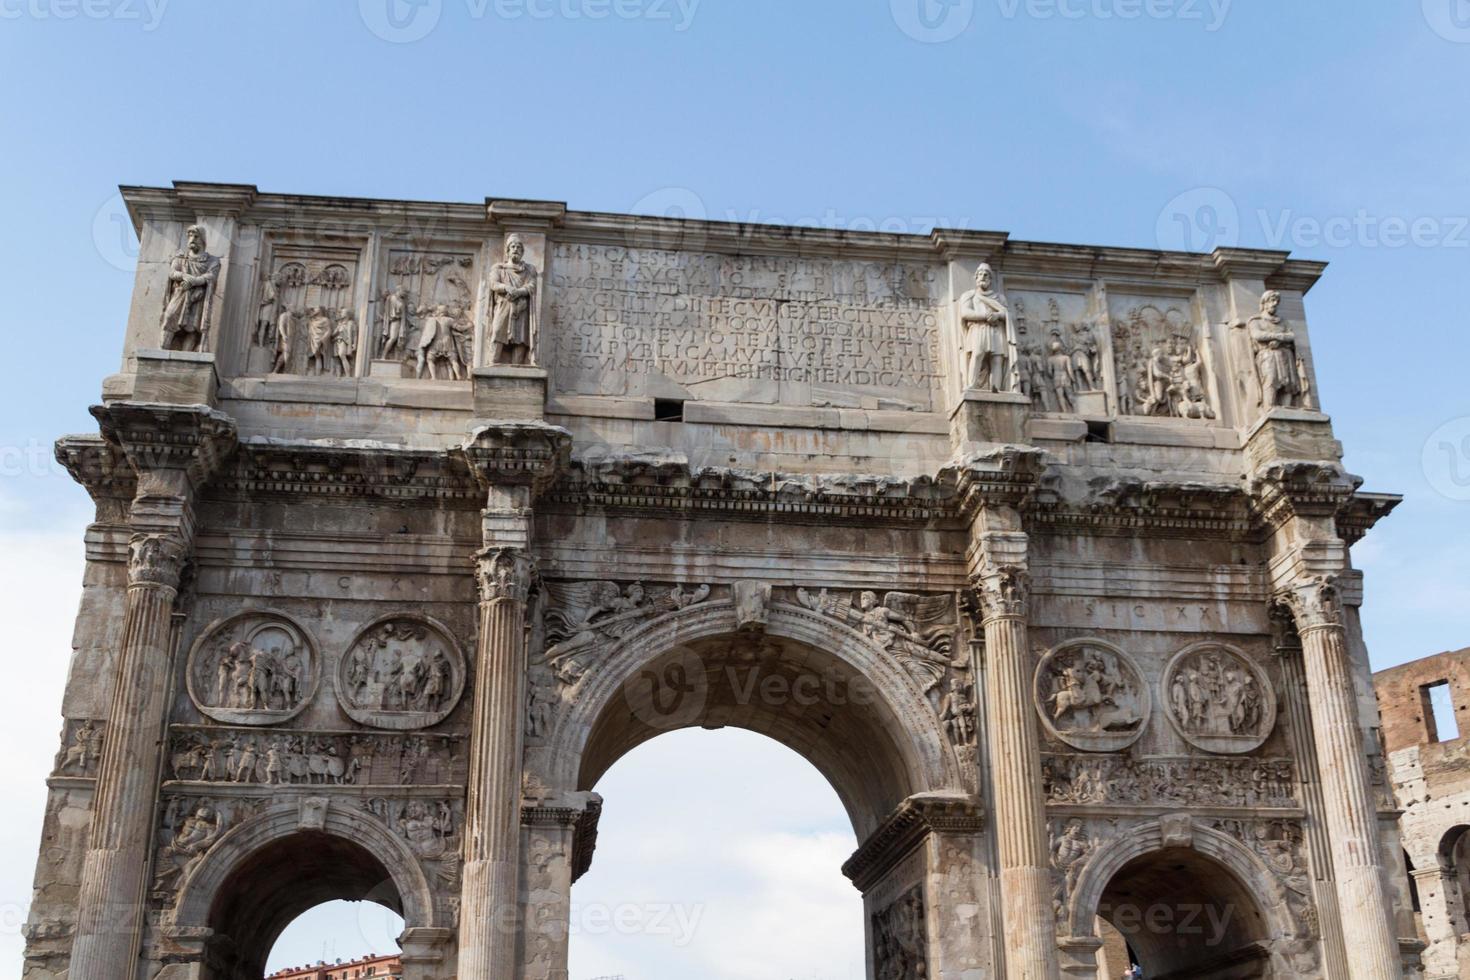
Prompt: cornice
<box><xmin>940</xmin><ymin>445</ymin><xmax>1049</xmax><ymax>517</ymax></box>
<box><xmin>56</xmin><ymin>435</ymin><xmax>137</xmax><ymax>501</ymax></box>
<box><xmin>545</xmin><ymin>455</ymin><xmax>957</xmax><ymax>526</ymax></box>
<box><xmin>89</xmin><ymin>402</ymin><xmax>238</xmax><ymax>482</ymax></box>
<box><xmin>457</xmin><ymin>421</ymin><xmax>573</xmax><ymax>495</ymax></box>
<box><xmin>217</xmin><ymin>440</ymin><xmax>482</xmax><ymax>503</ymax></box>
<box><xmin>1338</xmin><ymin>491</ymin><xmax>1402</xmax><ymax>545</ymax></box>
<box><xmin>841</xmin><ymin>793</ymin><xmax>985</xmax><ymax>893</ymax></box>
<box><xmin>1247</xmin><ymin>459</ymin><xmax>1363</xmax><ymax>532</ymax></box>
<box><xmin>1032</xmin><ymin>477</ymin><xmax>1255</xmax><ymax>541</ymax></box>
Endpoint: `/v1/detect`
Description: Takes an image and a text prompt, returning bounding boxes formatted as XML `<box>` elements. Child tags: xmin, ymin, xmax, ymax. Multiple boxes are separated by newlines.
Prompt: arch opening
<box><xmin>570</xmin><ymin>726</ymin><xmax>864</xmax><ymax>979</ymax></box>
<box><xmin>264</xmin><ymin>900</ymin><xmax>405</xmax><ymax>978</ymax></box>
<box><xmin>572</xmin><ymin>630</ymin><xmax>942</xmax><ymax>839</ymax></box>
<box><xmin>1096</xmin><ymin>847</ymin><xmax>1272</xmax><ymax>980</ymax></box>
<box><xmin>204</xmin><ymin>832</ymin><xmax>405</xmax><ymax>980</ymax></box>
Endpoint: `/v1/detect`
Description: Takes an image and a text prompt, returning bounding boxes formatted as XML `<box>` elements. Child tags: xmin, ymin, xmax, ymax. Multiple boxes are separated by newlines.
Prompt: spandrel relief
<box><xmin>186</xmin><ymin>612</ymin><xmax>320</xmax><ymax>726</ymax></box>
<box><xmin>1109</xmin><ymin>300</ymin><xmax>1217</xmax><ymax>421</ymax></box>
<box><xmin>540</xmin><ymin>581</ymin><xmax>711</xmax><ymax>690</ymax></box>
<box><xmin>1162</xmin><ymin>643</ymin><xmax>1277</xmax><ymax>754</ymax></box>
<box><xmin>1034</xmin><ymin>639</ymin><xmax>1149</xmax><ymax>752</ymax></box>
<box><xmin>336</xmin><ymin>615</ymin><xmax>467</xmax><ymax>730</ymax></box>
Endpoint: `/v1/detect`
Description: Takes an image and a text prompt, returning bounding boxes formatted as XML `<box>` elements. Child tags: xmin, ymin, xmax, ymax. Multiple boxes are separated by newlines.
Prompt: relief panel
<box><xmin>186</xmin><ymin>611</ymin><xmax>321</xmax><ymax>727</ymax></box>
<box><xmin>547</xmin><ymin>243</ymin><xmax>944</xmax><ymax>411</ymax></box>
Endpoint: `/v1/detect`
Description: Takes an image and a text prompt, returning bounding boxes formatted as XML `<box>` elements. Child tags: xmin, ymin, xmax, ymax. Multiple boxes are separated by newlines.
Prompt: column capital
<box><xmin>971</xmin><ymin>561</ymin><xmax>1030</xmax><ymax>623</ymax></box>
<box><xmin>475</xmin><ymin>547</ymin><xmax>536</xmax><ymax>604</ymax></box>
<box><xmin>127</xmin><ymin>531</ymin><xmax>189</xmax><ymax>589</ymax></box>
<box><xmin>1275</xmin><ymin>575</ymin><xmax>1346</xmax><ymax>634</ymax></box>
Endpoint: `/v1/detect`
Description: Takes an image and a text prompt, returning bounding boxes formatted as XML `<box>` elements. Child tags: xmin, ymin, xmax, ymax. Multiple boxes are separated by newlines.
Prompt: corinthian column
<box><xmin>459</xmin><ymin>547</ymin><xmax>535</xmax><ymax>980</ymax></box>
<box><xmin>69</xmin><ymin>404</ymin><xmax>234</xmax><ymax>979</ymax></box>
<box><xmin>974</xmin><ymin>529</ymin><xmax>1059</xmax><ymax>980</ymax></box>
<box><xmin>1280</xmin><ymin>576</ymin><xmax>1403</xmax><ymax>980</ymax></box>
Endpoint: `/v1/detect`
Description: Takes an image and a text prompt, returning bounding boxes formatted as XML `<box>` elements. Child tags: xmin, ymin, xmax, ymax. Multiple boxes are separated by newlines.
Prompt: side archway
<box><xmin>535</xmin><ymin>598</ymin><xmax>968</xmax><ymax>840</ymax></box>
<box><xmin>1064</xmin><ymin>821</ymin><xmax>1307</xmax><ymax>979</ymax></box>
<box><xmin>170</xmin><ymin>801</ymin><xmax>442</xmax><ymax>980</ymax></box>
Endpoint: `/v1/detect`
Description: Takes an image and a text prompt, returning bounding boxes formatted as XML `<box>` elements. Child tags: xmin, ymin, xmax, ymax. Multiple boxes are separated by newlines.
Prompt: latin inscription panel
<box><xmin>547</xmin><ymin>243</ymin><xmax>944</xmax><ymax>410</ymax></box>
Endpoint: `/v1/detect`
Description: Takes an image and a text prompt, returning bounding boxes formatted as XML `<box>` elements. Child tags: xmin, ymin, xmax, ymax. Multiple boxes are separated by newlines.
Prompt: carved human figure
<box><xmin>154</xmin><ymin>805</ymin><xmax>220</xmax><ymax>891</ymax></box>
<box><xmin>255</xmin><ymin>273</ymin><xmax>279</xmax><ymax>347</ymax></box>
<box><xmin>234</xmin><ymin>738</ymin><xmax>258</xmax><ymax>783</ymax></box>
<box><xmin>60</xmin><ymin>720</ymin><xmax>98</xmax><ymax>772</ymax></box>
<box><xmin>940</xmin><ymin>679</ymin><xmax>975</xmax><ymax>746</ymax></box>
<box><xmin>490</xmin><ymin>234</ymin><xmax>538</xmax><ymax>365</ymax></box>
<box><xmin>272</xmin><ymin>308</ymin><xmax>296</xmax><ymax>374</ymax></box>
<box><xmin>956</xmin><ymin>263</ymin><xmax>1017</xmax><ymax>392</ymax></box>
<box><xmin>304</xmin><ymin>306</ymin><xmax>333</xmax><ymax>376</ymax></box>
<box><xmin>1045</xmin><ymin>647</ymin><xmax>1142</xmax><ymax>734</ymax></box>
<box><xmin>332</xmin><ymin>308</ymin><xmax>358</xmax><ymax>376</ymax></box>
<box><xmin>264</xmin><ymin>741</ymin><xmax>286</xmax><ymax>785</ymax></box>
<box><xmin>1248</xmin><ymin>290</ymin><xmax>1305</xmax><ymax>409</ymax></box>
<box><xmin>1046</xmin><ymin>338</ymin><xmax>1076</xmax><ymax>413</ymax></box>
<box><xmin>159</xmin><ymin>225</ymin><xmax>221</xmax><ymax>351</ymax></box>
<box><xmin>379</xmin><ymin>286</ymin><xmax>410</xmax><ymax>358</ymax></box>
<box><xmin>415</xmin><ymin>304</ymin><xmax>462</xmax><ymax>380</ymax></box>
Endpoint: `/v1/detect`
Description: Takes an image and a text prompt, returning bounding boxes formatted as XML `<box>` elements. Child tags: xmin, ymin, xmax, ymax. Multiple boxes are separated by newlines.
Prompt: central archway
<box><xmin>524</xmin><ymin>598</ymin><xmax>988</xmax><ymax>979</ymax></box>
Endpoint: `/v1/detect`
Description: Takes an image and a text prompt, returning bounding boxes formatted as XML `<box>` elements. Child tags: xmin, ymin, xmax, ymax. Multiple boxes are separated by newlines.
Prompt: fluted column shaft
<box><xmin>1273</xmin><ymin>632</ymin><xmax>1351</xmax><ymax>980</ymax></box>
<box><xmin>974</xmin><ymin>531</ymin><xmax>1059</xmax><ymax>980</ymax></box>
<box><xmin>458</xmin><ymin>548</ymin><xmax>534</xmax><ymax>980</ymax></box>
<box><xmin>70</xmin><ymin>532</ymin><xmax>187</xmax><ymax>979</ymax></box>
<box><xmin>1285</xmin><ymin>580</ymin><xmax>1403</xmax><ymax>980</ymax></box>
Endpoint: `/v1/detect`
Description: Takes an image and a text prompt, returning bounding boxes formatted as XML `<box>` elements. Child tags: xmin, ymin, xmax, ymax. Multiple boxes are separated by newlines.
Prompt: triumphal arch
<box><xmin>25</xmin><ymin>182</ymin><xmax>1422</xmax><ymax>979</ymax></box>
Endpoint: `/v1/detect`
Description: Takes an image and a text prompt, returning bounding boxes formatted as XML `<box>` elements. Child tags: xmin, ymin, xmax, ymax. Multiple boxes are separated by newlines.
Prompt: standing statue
<box><xmin>254</xmin><ymin>273</ymin><xmax>279</xmax><ymax>348</ymax></box>
<box><xmin>489</xmin><ymin>234</ymin><xmax>538</xmax><ymax>366</ymax></box>
<box><xmin>305</xmin><ymin>307</ymin><xmax>333</xmax><ymax>376</ymax></box>
<box><xmin>379</xmin><ymin>286</ymin><xmax>410</xmax><ymax>358</ymax></box>
<box><xmin>159</xmin><ymin>225</ymin><xmax>221</xmax><ymax>352</ymax></box>
<box><xmin>957</xmin><ymin>263</ymin><xmax>1019</xmax><ymax>393</ymax></box>
<box><xmin>332</xmin><ymin>308</ymin><xmax>358</xmax><ymax>377</ymax></box>
<box><xmin>1046</xmin><ymin>338</ymin><xmax>1076</xmax><ymax>413</ymax></box>
<box><xmin>1248</xmin><ymin>290</ymin><xmax>1305</xmax><ymax>409</ymax></box>
<box><xmin>272</xmin><ymin>308</ymin><xmax>296</xmax><ymax>374</ymax></box>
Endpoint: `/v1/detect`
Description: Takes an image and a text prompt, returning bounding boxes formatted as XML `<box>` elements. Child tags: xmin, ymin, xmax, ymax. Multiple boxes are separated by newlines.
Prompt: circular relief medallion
<box><xmin>1162</xmin><ymin>642</ymin><xmax>1276</xmax><ymax>754</ymax></box>
<box><xmin>186</xmin><ymin>611</ymin><xmax>320</xmax><ymax>726</ymax></box>
<box><xmin>1034</xmin><ymin>639</ymin><xmax>1150</xmax><ymax>752</ymax></box>
<box><xmin>336</xmin><ymin>615</ymin><xmax>466</xmax><ymax>730</ymax></box>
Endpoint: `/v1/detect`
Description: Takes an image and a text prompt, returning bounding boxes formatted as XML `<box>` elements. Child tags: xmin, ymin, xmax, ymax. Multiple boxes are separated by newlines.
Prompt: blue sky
<box><xmin>1</xmin><ymin>1</ymin><xmax>1467</xmax><ymax>975</ymax></box>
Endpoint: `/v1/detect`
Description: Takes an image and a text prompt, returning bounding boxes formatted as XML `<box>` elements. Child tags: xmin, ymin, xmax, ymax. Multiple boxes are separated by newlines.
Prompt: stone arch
<box><xmin>171</xmin><ymin>800</ymin><xmax>439</xmax><ymax>979</ymax></box>
<box><xmin>535</xmin><ymin>599</ymin><xmax>966</xmax><ymax>840</ymax></box>
<box><xmin>1065</xmin><ymin>820</ymin><xmax>1302</xmax><ymax>978</ymax></box>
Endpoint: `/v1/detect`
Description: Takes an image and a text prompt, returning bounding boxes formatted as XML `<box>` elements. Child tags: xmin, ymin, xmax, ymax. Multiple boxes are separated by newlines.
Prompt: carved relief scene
<box><xmin>186</xmin><ymin>612</ymin><xmax>320</xmax><ymax>726</ymax></box>
<box><xmin>1162</xmin><ymin>644</ymin><xmax>1277</xmax><ymax>753</ymax></box>
<box><xmin>1035</xmin><ymin>639</ymin><xmax>1148</xmax><ymax>751</ymax></box>
<box><xmin>374</xmin><ymin>248</ymin><xmax>479</xmax><ymax>379</ymax></box>
<box><xmin>547</xmin><ymin>244</ymin><xmax>944</xmax><ymax>410</ymax></box>
<box><xmin>1011</xmin><ymin>288</ymin><xmax>1108</xmax><ymax>415</ymax></box>
<box><xmin>1108</xmin><ymin>297</ymin><xmax>1218</xmax><ymax>421</ymax></box>
<box><xmin>336</xmin><ymin>616</ymin><xmax>467</xmax><ymax>730</ymax></box>
<box><xmin>248</xmin><ymin>246</ymin><xmax>362</xmax><ymax>378</ymax></box>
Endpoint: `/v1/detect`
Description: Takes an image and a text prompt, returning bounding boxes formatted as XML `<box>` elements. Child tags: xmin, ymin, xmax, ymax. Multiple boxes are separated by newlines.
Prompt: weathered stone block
<box><xmin>472</xmin><ymin>366</ymin><xmax>547</xmax><ymax>420</ymax></box>
<box><xmin>128</xmin><ymin>349</ymin><xmax>218</xmax><ymax>406</ymax></box>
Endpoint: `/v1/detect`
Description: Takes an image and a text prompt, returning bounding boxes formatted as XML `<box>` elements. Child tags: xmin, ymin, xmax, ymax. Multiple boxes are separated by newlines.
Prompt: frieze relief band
<box><xmin>167</xmin><ymin>726</ymin><xmax>465</xmax><ymax>787</ymax></box>
<box><xmin>1043</xmin><ymin>753</ymin><xmax>1298</xmax><ymax>809</ymax></box>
